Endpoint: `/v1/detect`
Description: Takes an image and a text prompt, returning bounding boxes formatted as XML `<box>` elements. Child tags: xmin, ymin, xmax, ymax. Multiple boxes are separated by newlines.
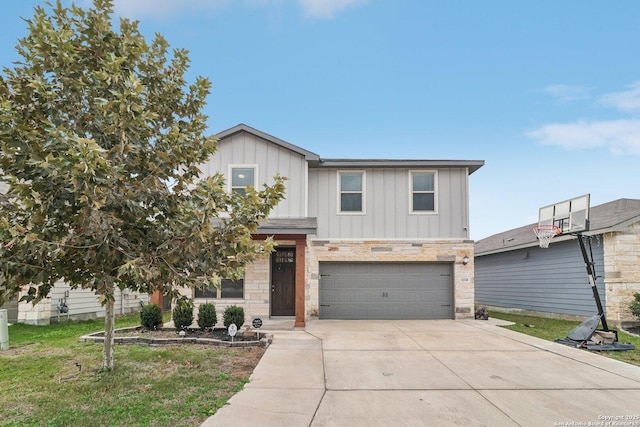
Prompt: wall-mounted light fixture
<box><xmin>462</xmin><ymin>255</ymin><xmax>470</xmax><ymax>265</ymax></box>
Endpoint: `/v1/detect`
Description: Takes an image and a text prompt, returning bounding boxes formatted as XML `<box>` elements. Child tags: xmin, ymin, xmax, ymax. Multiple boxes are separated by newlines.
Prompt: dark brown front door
<box><xmin>271</xmin><ymin>247</ymin><xmax>296</xmax><ymax>316</ymax></box>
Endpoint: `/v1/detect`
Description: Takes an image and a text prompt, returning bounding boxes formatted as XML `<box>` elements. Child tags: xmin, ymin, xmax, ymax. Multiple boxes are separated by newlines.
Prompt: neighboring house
<box><xmin>13</xmin><ymin>285</ymin><xmax>149</xmax><ymax>325</ymax></box>
<box><xmin>173</xmin><ymin>124</ymin><xmax>484</xmax><ymax>327</ymax></box>
<box><xmin>0</xmin><ymin>178</ymin><xmax>149</xmax><ymax>325</ymax></box>
<box><xmin>475</xmin><ymin>198</ymin><xmax>640</xmax><ymax>327</ymax></box>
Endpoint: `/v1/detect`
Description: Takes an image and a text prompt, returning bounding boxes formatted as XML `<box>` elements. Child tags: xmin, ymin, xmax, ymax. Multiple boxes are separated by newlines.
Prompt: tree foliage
<box><xmin>0</xmin><ymin>0</ymin><xmax>285</xmax><ymax>370</ymax></box>
<box><xmin>630</xmin><ymin>292</ymin><xmax>640</xmax><ymax>319</ymax></box>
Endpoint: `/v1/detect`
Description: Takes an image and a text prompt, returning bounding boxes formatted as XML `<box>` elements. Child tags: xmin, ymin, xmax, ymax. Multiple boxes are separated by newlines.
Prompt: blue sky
<box><xmin>2</xmin><ymin>0</ymin><xmax>639</xmax><ymax>240</ymax></box>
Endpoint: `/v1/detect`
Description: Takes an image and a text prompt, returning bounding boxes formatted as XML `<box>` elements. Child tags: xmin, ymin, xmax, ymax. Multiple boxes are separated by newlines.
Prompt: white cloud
<box><xmin>108</xmin><ymin>0</ymin><xmax>368</xmax><ymax>20</ymax></box>
<box><xmin>527</xmin><ymin>119</ymin><xmax>640</xmax><ymax>155</ymax></box>
<box><xmin>542</xmin><ymin>84</ymin><xmax>590</xmax><ymax>103</ymax></box>
<box><xmin>111</xmin><ymin>0</ymin><xmax>229</xmax><ymax>20</ymax></box>
<box><xmin>298</xmin><ymin>0</ymin><xmax>369</xmax><ymax>18</ymax></box>
<box><xmin>600</xmin><ymin>81</ymin><xmax>640</xmax><ymax>113</ymax></box>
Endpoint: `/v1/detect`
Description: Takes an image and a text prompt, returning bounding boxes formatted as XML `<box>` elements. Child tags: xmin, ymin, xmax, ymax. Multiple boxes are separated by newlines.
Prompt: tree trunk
<box><xmin>102</xmin><ymin>298</ymin><xmax>116</xmax><ymax>371</ymax></box>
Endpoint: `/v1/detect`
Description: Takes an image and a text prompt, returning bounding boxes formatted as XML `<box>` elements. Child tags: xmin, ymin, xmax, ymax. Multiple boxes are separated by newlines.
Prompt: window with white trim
<box><xmin>194</xmin><ymin>278</ymin><xmax>244</xmax><ymax>299</ymax></box>
<box><xmin>410</xmin><ymin>171</ymin><xmax>436</xmax><ymax>213</ymax></box>
<box><xmin>338</xmin><ymin>171</ymin><xmax>365</xmax><ymax>213</ymax></box>
<box><xmin>230</xmin><ymin>166</ymin><xmax>256</xmax><ymax>196</ymax></box>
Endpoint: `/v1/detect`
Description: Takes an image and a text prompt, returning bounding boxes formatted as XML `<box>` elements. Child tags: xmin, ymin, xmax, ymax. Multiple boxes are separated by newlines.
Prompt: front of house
<box><xmin>177</xmin><ymin>124</ymin><xmax>484</xmax><ymax>326</ymax></box>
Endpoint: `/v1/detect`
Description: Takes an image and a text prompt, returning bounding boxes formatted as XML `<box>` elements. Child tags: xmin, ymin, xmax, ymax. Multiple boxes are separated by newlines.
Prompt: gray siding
<box><xmin>309</xmin><ymin>168</ymin><xmax>469</xmax><ymax>239</ymax></box>
<box><xmin>475</xmin><ymin>239</ymin><xmax>606</xmax><ymax>317</ymax></box>
<box><xmin>0</xmin><ymin>297</ymin><xmax>18</xmax><ymax>323</ymax></box>
<box><xmin>49</xmin><ymin>284</ymin><xmax>149</xmax><ymax>321</ymax></box>
<box><xmin>201</xmin><ymin>132</ymin><xmax>308</xmax><ymax>218</ymax></box>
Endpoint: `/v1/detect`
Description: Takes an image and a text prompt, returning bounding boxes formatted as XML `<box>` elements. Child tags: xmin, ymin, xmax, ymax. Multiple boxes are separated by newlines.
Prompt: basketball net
<box><xmin>533</xmin><ymin>225</ymin><xmax>561</xmax><ymax>248</ymax></box>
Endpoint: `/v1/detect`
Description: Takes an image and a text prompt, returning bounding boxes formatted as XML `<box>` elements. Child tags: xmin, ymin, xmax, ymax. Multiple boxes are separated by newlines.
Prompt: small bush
<box><xmin>140</xmin><ymin>303</ymin><xmax>163</xmax><ymax>330</ymax></box>
<box><xmin>223</xmin><ymin>305</ymin><xmax>245</xmax><ymax>328</ymax></box>
<box><xmin>630</xmin><ymin>292</ymin><xmax>640</xmax><ymax>319</ymax></box>
<box><xmin>197</xmin><ymin>302</ymin><xmax>217</xmax><ymax>330</ymax></box>
<box><xmin>172</xmin><ymin>298</ymin><xmax>194</xmax><ymax>329</ymax></box>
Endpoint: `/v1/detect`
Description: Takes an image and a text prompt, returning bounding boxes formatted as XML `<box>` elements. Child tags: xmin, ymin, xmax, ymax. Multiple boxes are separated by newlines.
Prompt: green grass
<box><xmin>0</xmin><ymin>313</ymin><xmax>264</xmax><ymax>427</ymax></box>
<box><xmin>490</xmin><ymin>311</ymin><xmax>640</xmax><ymax>367</ymax></box>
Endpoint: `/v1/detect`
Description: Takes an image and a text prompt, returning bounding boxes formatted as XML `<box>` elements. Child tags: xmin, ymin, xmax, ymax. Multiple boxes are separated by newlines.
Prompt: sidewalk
<box><xmin>201</xmin><ymin>330</ymin><xmax>324</xmax><ymax>426</ymax></box>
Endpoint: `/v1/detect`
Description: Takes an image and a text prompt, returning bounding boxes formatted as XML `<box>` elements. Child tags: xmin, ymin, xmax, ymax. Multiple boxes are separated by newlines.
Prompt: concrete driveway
<box><xmin>202</xmin><ymin>319</ymin><xmax>640</xmax><ymax>426</ymax></box>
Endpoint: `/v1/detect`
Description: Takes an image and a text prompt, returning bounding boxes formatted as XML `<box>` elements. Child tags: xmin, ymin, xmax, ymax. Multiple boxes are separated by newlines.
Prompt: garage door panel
<box><xmin>319</xmin><ymin>262</ymin><xmax>453</xmax><ymax>320</ymax></box>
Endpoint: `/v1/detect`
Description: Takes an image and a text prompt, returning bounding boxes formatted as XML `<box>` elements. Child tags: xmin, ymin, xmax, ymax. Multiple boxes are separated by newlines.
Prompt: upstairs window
<box><xmin>410</xmin><ymin>171</ymin><xmax>437</xmax><ymax>213</ymax></box>
<box><xmin>339</xmin><ymin>171</ymin><xmax>365</xmax><ymax>213</ymax></box>
<box><xmin>230</xmin><ymin>166</ymin><xmax>256</xmax><ymax>196</ymax></box>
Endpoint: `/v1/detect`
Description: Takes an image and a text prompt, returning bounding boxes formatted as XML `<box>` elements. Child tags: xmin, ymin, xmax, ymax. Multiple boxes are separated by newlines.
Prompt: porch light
<box><xmin>462</xmin><ymin>255</ymin><xmax>470</xmax><ymax>265</ymax></box>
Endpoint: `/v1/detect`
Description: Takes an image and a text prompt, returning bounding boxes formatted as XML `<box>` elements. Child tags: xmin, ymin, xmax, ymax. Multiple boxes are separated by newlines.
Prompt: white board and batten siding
<box><xmin>308</xmin><ymin>167</ymin><xmax>470</xmax><ymax>239</ymax></box>
<box><xmin>201</xmin><ymin>131</ymin><xmax>309</xmax><ymax>219</ymax></box>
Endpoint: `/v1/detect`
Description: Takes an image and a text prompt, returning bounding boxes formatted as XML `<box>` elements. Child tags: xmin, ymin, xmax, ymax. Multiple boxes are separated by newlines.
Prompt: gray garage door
<box><xmin>319</xmin><ymin>262</ymin><xmax>453</xmax><ymax>320</ymax></box>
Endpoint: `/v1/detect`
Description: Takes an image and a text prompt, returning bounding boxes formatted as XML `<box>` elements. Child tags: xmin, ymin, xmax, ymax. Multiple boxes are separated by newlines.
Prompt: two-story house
<box><xmin>176</xmin><ymin>124</ymin><xmax>484</xmax><ymax>327</ymax></box>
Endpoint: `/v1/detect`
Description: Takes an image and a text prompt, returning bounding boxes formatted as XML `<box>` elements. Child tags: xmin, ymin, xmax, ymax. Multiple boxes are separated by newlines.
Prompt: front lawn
<box><xmin>0</xmin><ymin>313</ymin><xmax>264</xmax><ymax>427</ymax></box>
<box><xmin>490</xmin><ymin>311</ymin><xmax>640</xmax><ymax>367</ymax></box>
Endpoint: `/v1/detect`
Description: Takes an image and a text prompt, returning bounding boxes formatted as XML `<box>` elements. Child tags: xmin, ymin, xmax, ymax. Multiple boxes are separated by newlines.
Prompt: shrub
<box><xmin>140</xmin><ymin>303</ymin><xmax>163</xmax><ymax>330</ymax></box>
<box><xmin>197</xmin><ymin>302</ymin><xmax>217</xmax><ymax>330</ymax></box>
<box><xmin>223</xmin><ymin>305</ymin><xmax>245</xmax><ymax>328</ymax></box>
<box><xmin>630</xmin><ymin>292</ymin><xmax>640</xmax><ymax>319</ymax></box>
<box><xmin>172</xmin><ymin>298</ymin><xmax>194</xmax><ymax>329</ymax></box>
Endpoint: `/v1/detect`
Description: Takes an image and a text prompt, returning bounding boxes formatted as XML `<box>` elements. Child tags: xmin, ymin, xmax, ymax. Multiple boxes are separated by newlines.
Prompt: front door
<box><xmin>271</xmin><ymin>247</ymin><xmax>296</xmax><ymax>316</ymax></box>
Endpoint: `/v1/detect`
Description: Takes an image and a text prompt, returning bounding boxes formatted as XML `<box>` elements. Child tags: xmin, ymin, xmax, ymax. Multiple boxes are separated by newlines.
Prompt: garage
<box><xmin>319</xmin><ymin>262</ymin><xmax>453</xmax><ymax>320</ymax></box>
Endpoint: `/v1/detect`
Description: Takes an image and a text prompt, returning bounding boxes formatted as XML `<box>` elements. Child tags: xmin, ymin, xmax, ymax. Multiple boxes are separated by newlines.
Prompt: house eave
<box><xmin>475</xmin><ymin>234</ymin><xmax>579</xmax><ymax>257</ymax></box>
<box><xmin>256</xmin><ymin>218</ymin><xmax>317</xmax><ymax>235</ymax></box>
<box><xmin>310</xmin><ymin>159</ymin><xmax>484</xmax><ymax>174</ymax></box>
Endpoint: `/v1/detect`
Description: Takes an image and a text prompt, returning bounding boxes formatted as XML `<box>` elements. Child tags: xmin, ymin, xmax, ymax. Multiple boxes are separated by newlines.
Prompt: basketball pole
<box><xmin>576</xmin><ymin>233</ymin><xmax>609</xmax><ymax>332</ymax></box>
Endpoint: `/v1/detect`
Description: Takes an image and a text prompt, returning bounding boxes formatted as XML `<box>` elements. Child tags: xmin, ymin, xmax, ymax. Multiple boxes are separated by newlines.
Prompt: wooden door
<box><xmin>271</xmin><ymin>247</ymin><xmax>296</xmax><ymax>316</ymax></box>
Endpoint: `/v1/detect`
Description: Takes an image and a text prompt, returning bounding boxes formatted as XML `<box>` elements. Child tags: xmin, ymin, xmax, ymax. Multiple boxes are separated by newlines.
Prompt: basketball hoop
<box><xmin>533</xmin><ymin>224</ymin><xmax>562</xmax><ymax>248</ymax></box>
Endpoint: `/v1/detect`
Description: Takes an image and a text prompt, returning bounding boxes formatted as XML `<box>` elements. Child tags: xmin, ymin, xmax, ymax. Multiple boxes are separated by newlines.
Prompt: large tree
<box><xmin>0</xmin><ymin>0</ymin><xmax>285</xmax><ymax>370</ymax></box>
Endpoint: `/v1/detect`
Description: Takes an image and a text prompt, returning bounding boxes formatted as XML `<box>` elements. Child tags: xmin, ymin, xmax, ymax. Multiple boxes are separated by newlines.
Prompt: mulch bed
<box><xmin>624</xmin><ymin>326</ymin><xmax>640</xmax><ymax>336</ymax></box>
<box><xmin>80</xmin><ymin>326</ymin><xmax>270</xmax><ymax>347</ymax></box>
<box><xmin>118</xmin><ymin>327</ymin><xmax>261</xmax><ymax>342</ymax></box>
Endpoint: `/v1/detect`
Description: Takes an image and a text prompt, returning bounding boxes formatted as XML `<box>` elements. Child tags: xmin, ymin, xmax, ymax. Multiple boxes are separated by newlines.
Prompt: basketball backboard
<box><xmin>538</xmin><ymin>194</ymin><xmax>590</xmax><ymax>234</ymax></box>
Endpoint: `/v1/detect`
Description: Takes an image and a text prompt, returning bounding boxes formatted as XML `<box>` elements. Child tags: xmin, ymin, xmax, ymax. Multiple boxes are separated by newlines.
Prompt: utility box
<box><xmin>0</xmin><ymin>309</ymin><xmax>8</xmax><ymax>350</ymax></box>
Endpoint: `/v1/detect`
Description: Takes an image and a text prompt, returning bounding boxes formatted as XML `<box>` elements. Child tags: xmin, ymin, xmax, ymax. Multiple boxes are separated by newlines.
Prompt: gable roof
<box><xmin>216</xmin><ymin>124</ymin><xmax>320</xmax><ymax>161</ymax></box>
<box><xmin>215</xmin><ymin>124</ymin><xmax>484</xmax><ymax>174</ymax></box>
<box><xmin>475</xmin><ymin>198</ymin><xmax>640</xmax><ymax>256</ymax></box>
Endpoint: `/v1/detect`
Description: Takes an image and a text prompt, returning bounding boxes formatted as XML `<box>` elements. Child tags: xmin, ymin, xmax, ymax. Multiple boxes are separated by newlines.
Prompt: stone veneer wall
<box><xmin>17</xmin><ymin>293</ymin><xmax>52</xmax><ymax>325</ymax></box>
<box><xmin>305</xmin><ymin>239</ymin><xmax>476</xmax><ymax>320</ymax></box>
<box><xmin>180</xmin><ymin>252</ymin><xmax>272</xmax><ymax>328</ymax></box>
<box><xmin>603</xmin><ymin>222</ymin><xmax>640</xmax><ymax>326</ymax></box>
